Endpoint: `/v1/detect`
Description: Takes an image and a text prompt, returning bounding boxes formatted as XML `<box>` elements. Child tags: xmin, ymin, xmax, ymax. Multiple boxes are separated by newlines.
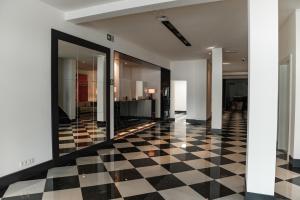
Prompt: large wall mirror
<box><xmin>52</xmin><ymin>30</ymin><xmax>110</xmax><ymax>159</ymax></box>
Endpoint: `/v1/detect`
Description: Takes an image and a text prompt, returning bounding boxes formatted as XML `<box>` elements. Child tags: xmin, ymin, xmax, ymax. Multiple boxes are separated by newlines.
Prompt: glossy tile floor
<box><xmin>59</xmin><ymin>119</ymin><xmax>106</xmax><ymax>156</ymax></box>
<box><xmin>1</xmin><ymin>112</ymin><xmax>300</xmax><ymax>200</ymax></box>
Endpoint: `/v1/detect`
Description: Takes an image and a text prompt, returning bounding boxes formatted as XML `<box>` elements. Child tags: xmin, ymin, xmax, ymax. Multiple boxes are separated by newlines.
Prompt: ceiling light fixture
<box><xmin>224</xmin><ymin>50</ymin><xmax>239</xmax><ymax>53</ymax></box>
<box><xmin>207</xmin><ymin>46</ymin><xmax>215</xmax><ymax>50</ymax></box>
<box><xmin>158</xmin><ymin>16</ymin><xmax>192</xmax><ymax>47</ymax></box>
<box><xmin>223</xmin><ymin>62</ymin><xmax>231</xmax><ymax>65</ymax></box>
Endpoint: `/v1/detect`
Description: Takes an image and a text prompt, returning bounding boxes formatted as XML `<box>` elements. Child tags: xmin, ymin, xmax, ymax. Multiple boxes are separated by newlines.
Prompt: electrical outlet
<box><xmin>20</xmin><ymin>158</ymin><xmax>35</xmax><ymax>168</ymax></box>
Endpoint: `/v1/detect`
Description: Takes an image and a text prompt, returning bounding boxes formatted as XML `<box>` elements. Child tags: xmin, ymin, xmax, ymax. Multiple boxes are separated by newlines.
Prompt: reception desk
<box><xmin>114</xmin><ymin>99</ymin><xmax>155</xmax><ymax>131</ymax></box>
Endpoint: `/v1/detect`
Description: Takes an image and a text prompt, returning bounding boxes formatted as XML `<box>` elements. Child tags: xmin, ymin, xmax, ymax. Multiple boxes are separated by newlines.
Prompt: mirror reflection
<box><xmin>58</xmin><ymin>40</ymin><xmax>107</xmax><ymax>156</ymax></box>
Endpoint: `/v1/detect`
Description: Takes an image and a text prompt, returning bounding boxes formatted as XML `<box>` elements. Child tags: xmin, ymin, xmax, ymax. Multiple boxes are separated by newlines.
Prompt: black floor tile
<box><xmin>188</xmin><ymin>141</ymin><xmax>208</xmax><ymax>145</ymax></box>
<box><xmin>210</xmin><ymin>149</ymin><xmax>235</xmax><ymax>155</ymax></box>
<box><xmin>199</xmin><ymin>166</ymin><xmax>236</xmax><ymax>179</ymax></box>
<box><xmin>164</xmin><ymin>139</ymin><xmax>182</xmax><ymax>143</ymax></box>
<box><xmin>131</xmin><ymin>141</ymin><xmax>151</xmax><ymax>146</ymax></box>
<box><xmin>173</xmin><ymin>153</ymin><xmax>200</xmax><ymax>161</ymax></box>
<box><xmin>279</xmin><ymin>164</ymin><xmax>300</xmax><ymax>173</ymax></box>
<box><xmin>118</xmin><ymin>147</ymin><xmax>140</xmax><ymax>153</ymax></box>
<box><xmin>44</xmin><ymin>176</ymin><xmax>80</xmax><ymax>191</ymax></box>
<box><xmin>190</xmin><ymin>180</ymin><xmax>235</xmax><ymax>199</ymax></box>
<box><xmin>77</xmin><ymin>163</ymin><xmax>107</xmax><ymax>174</ymax></box>
<box><xmin>155</xmin><ymin>144</ymin><xmax>176</xmax><ymax>149</ymax></box>
<box><xmin>287</xmin><ymin>176</ymin><xmax>300</xmax><ymax>186</ymax></box>
<box><xmin>81</xmin><ymin>183</ymin><xmax>121</xmax><ymax>200</ymax></box>
<box><xmin>146</xmin><ymin>174</ymin><xmax>185</xmax><ymax>191</ymax></box>
<box><xmin>109</xmin><ymin>169</ymin><xmax>143</xmax><ymax>182</ymax></box>
<box><xmin>213</xmin><ymin>143</ymin><xmax>235</xmax><ymax>148</ymax></box>
<box><xmin>124</xmin><ymin>192</ymin><xmax>164</xmax><ymax>200</ymax></box>
<box><xmin>59</xmin><ymin>140</ymin><xmax>75</xmax><ymax>144</ymax></box>
<box><xmin>162</xmin><ymin>162</ymin><xmax>194</xmax><ymax>173</ymax></box>
<box><xmin>275</xmin><ymin>177</ymin><xmax>283</xmax><ymax>183</ymax></box>
<box><xmin>205</xmin><ymin>156</ymin><xmax>235</xmax><ymax>165</ymax></box>
<box><xmin>129</xmin><ymin>158</ymin><xmax>158</xmax><ymax>168</ymax></box>
<box><xmin>2</xmin><ymin>193</ymin><xmax>43</xmax><ymax>200</ymax></box>
<box><xmin>184</xmin><ymin>146</ymin><xmax>203</xmax><ymax>152</ymax></box>
<box><xmin>274</xmin><ymin>192</ymin><xmax>291</xmax><ymax>200</ymax></box>
<box><xmin>100</xmin><ymin>154</ymin><xmax>126</xmax><ymax>162</ymax></box>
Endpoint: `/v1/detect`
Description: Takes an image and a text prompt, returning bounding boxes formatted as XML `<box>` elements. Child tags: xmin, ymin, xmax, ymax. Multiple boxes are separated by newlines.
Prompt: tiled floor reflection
<box><xmin>1</xmin><ymin>112</ymin><xmax>299</xmax><ymax>199</ymax></box>
<box><xmin>59</xmin><ymin>119</ymin><xmax>106</xmax><ymax>156</ymax></box>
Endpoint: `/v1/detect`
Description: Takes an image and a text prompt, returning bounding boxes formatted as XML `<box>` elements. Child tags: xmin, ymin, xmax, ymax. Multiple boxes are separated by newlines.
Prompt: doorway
<box><xmin>173</xmin><ymin>80</ymin><xmax>187</xmax><ymax>122</ymax></box>
<box><xmin>223</xmin><ymin>79</ymin><xmax>248</xmax><ymax>112</ymax></box>
<box><xmin>277</xmin><ymin>56</ymin><xmax>292</xmax><ymax>160</ymax></box>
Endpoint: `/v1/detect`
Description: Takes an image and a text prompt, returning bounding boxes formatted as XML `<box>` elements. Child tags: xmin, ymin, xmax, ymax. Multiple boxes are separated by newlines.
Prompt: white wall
<box><xmin>279</xmin><ymin>10</ymin><xmax>300</xmax><ymax>160</ymax></box>
<box><xmin>170</xmin><ymin>60</ymin><xmax>207</xmax><ymax>121</ymax></box>
<box><xmin>174</xmin><ymin>81</ymin><xmax>187</xmax><ymax>112</ymax></box>
<box><xmin>293</xmin><ymin>10</ymin><xmax>300</xmax><ymax>159</ymax></box>
<box><xmin>0</xmin><ymin>0</ymin><xmax>170</xmax><ymax>177</ymax></box>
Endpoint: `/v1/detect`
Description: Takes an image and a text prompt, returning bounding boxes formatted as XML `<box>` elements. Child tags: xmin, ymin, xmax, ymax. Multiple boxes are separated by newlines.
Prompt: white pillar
<box><xmin>246</xmin><ymin>0</ymin><xmax>278</xmax><ymax>198</ymax></box>
<box><xmin>97</xmin><ymin>56</ymin><xmax>106</xmax><ymax>123</ymax></box>
<box><xmin>211</xmin><ymin>48</ymin><xmax>223</xmax><ymax>130</ymax></box>
<box><xmin>58</xmin><ymin>58</ymin><xmax>76</xmax><ymax>120</ymax></box>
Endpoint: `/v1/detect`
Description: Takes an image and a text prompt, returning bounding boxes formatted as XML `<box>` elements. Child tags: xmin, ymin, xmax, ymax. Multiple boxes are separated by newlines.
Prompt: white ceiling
<box><xmin>279</xmin><ymin>0</ymin><xmax>300</xmax><ymax>26</ymax></box>
<box><xmin>41</xmin><ymin>0</ymin><xmax>121</xmax><ymax>11</ymax></box>
<box><xmin>83</xmin><ymin>0</ymin><xmax>248</xmax><ymax>72</ymax></box>
<box><xmin>42</xmin><ymin>0</ymin><xmax>300</xmax><ymax>72</ymax></box>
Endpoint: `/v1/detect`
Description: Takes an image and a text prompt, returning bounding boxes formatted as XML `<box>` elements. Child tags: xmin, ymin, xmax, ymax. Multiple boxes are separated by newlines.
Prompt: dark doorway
<box><xmin>223</xmin><ymin>79</ymin><xmax>248</xmax><ymax>111</ymax></box>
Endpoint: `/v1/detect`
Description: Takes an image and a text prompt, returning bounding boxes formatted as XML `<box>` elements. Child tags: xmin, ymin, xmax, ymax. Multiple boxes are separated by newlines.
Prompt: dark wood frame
<box><xmin>51</xmin><ymin>29</ymin><xmax>111</xmax><ymax>161</ymax></box>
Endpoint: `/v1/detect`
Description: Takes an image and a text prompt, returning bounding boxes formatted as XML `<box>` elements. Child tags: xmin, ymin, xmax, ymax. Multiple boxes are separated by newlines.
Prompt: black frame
<box><xmin>51</xmin><ymin>29</ymin><xmax>111</xmax><ymax>161</ymax></box>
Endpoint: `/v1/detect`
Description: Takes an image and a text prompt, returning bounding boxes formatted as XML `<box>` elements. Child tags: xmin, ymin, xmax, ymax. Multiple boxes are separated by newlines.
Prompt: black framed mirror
<box><xmin>51</xmin><ymin>29</ymin><xmax>111</xmax><ymax>160</ymax></box>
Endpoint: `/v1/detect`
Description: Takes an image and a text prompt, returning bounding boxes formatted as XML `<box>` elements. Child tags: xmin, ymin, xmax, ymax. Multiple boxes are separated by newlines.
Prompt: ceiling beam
<box><xmin>65</xmin><ymin>0</ymin><xmax>222</xmax><ymax>23</ymax></box>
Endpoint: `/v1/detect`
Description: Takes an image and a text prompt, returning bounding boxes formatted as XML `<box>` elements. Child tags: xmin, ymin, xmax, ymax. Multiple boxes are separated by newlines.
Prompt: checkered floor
<box><xmin>59</xmin><ymin>119</ymin><xmax>106</xmax><ymax>156</ymax></box>
<box><xmin>1</xmin><ymin>112</ymin><xmax>300</xmax><ymax>200</ymax></box>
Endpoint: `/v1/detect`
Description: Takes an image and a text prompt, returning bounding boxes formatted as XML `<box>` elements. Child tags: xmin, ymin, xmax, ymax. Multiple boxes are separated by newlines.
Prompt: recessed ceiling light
<box><xmin>157</xmin><ymin>16</ymin><xmax>168</xmax><ymax>22</ymax></box>
<box><xmin>224</xmin><ymin>50</ymin><xmax>239</xmax><ymax>53</ymax></box>
<box><xmin>207</xmin><ymin>46</ymin><xmax>215</xmax><ymax>50</ymax></box>
<box><xmin>223</xmin><ymin>62</ymin><xmax>231</xmax><ymax>65</ymax></box>
<box><xmin>125</xmin><ymin>62</ymin><xmax>128</xmax><ymax>65</ymax></box>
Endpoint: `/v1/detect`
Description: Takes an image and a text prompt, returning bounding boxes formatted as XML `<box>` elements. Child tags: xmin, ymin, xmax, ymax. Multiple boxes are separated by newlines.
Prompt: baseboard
<box><xmin>0</xmin><ymin>140</ymin><xmax>113</xmax><ymax>189</ymax></box>
<box><xmin>186</xmin><ymin>119</ymin><xmax>206</xmax><ymax>125</ymax></box>
<box><xmin>211</xmin><ymin>128</ymin><xmax>222</xmax><ymax>133</ymax></box>
<box><xmin>0</xmin><ymin>160</ymin><xmax>54</xmax><ymax>189</ymax></box>
<box><xmin>245</xmin><ymin>192</ymin><xmax>275</xmax><ymax>200</ymax></box>
<box><xmin>289</xmin><ymin>155</ymin><xmax>300</xmax><ymax>168</ymax></box>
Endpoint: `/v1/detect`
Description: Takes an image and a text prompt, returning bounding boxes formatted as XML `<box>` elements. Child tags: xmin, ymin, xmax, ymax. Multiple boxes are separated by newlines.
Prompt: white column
<box><xmin>97</xmin><ymin>56</ymin><xmax>106</xmax><ymax>123</ymax></box>
<box><xmin>58</xmin><ymin>58</ymin><xmax>76</xmax><ymax>120</ymax></box>
<box><xmin>246</xmin><ymin>0</ymin><xmax>278</xmax><ymax>197</ymax></box>
<box><xmin>211</xmin><ymin>48</ymin><xmax>223</xmax><ymax>130</ymax></box>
